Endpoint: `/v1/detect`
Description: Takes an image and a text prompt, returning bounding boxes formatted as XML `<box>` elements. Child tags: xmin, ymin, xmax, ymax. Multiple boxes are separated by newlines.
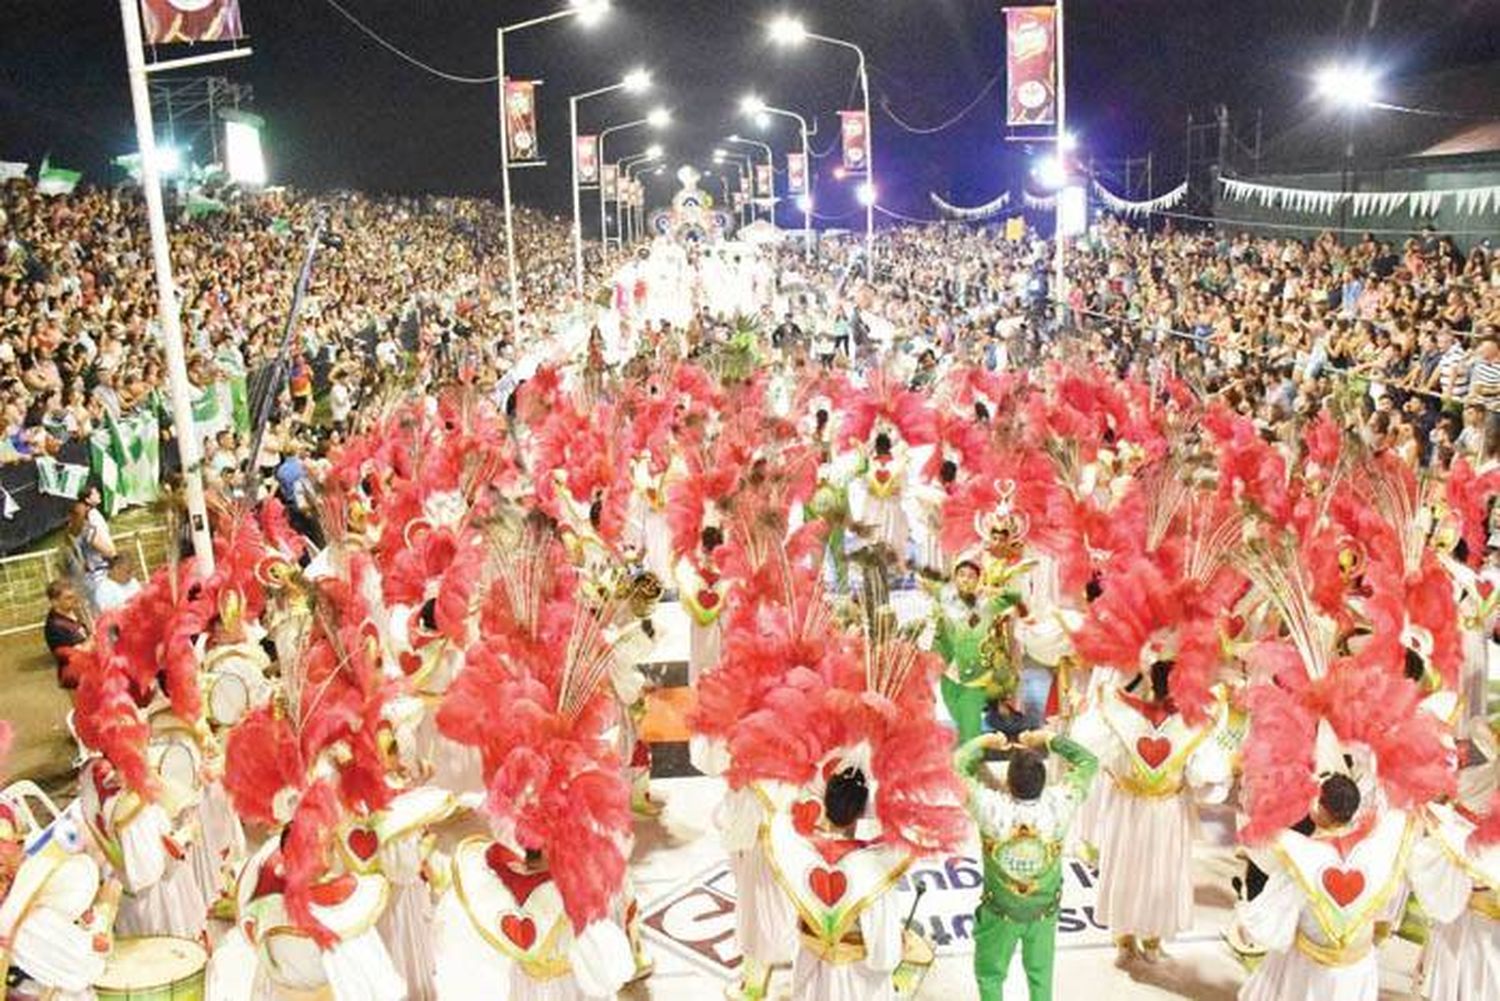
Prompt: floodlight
<box><xmin>646</xmin><ymin>143</ymin><xmax>664</xmax><ymax>158</ymax></box>
<box><xmin>856</xmin><ymin>182</ymin><xmax>876</xmax><ymax>207</ymax></box>
<box><xmin>1034</xmin><ymin>154</ymin><xmax>1068</xmax><ymax>191</ymax></box>
<box><xmin>153</xmin><ymin>145</ymin><xmax>182</xmax><ymax>176</ymax></box>
<box><xmin>1315</xmin><ymin>64</ymin><xmax>1378</xmax><ymax>108</ymax></box>
<box><xmin>741</xmin><ymin>95</ymin><xmax>768</xmax><ymax>115</ymax></box>
<box><xmin>769</xmin><ymin>15</ymin><xmax>807</xmax><ymax>45</ymax></box>
<box><xmin>623</xmin><ymin>68</ymin><xmax>653</xmax><ymax>92</ymax></box>
<box><xmin>797</xmin><ymin>194</ymin><xmax>813</xmax><ymax>213</ymax></box>
<box><xmin>572</xmin><ymin>0</ymin><xmax>609</xmax><ymax>27</ymax></box>
<box><xmin>224</xmin><ymin>120</ymin><xmax>266</xmax><ymax>186</ymax></box>
<box><xmin>646</xmin><ymin>107</ymin><xmax>671</xmax><ymax>128</ymax></box>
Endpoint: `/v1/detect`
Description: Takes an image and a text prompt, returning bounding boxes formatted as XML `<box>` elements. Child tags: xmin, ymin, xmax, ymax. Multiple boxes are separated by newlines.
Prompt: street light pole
<box><xmin>569</xmin><ymin>72</ymin><xmax>652</xmax><ymax>297</ymax></box>
<box><xmin>1052</xmin><ymin>0</ymin><xmax>1068</xmax><ymax>326</ymax></box>
<box><xmin>727</xmin><ymin>136</ymin><xmax>774</xmax><ymax>222</ymax></box>
<box><xmin>118</xmin><ymin>0</ymin><xmax>214</xmax><ymax>570</ymax></box>
<box><xmin>746</xmin><ymin>99</ymin><xmax>815</xmax><ymax>256</ymax></box>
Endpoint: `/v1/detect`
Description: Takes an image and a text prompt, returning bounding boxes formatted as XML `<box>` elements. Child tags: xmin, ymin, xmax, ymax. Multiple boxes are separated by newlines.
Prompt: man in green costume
<box><xmin>955</xmin><ymin>729</ymin><xmax>1098</xmax><ymax>1001</ymax></box>
<box><xmin>932</xmin><ymin>557</ymin><xmax>1021</xmax><ymax>744</ymax></box>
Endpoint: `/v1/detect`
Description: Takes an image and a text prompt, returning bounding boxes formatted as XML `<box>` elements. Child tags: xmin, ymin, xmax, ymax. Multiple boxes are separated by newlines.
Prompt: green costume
<box><xmin>955</xmin><ymin>733</ymin><xmax>1097</xmax><ymax>1001</ymax></box>
<box><xmin>932</xmin><ymin>586</ymin><xmax>1020</xmax><ymax>744</ymax></box>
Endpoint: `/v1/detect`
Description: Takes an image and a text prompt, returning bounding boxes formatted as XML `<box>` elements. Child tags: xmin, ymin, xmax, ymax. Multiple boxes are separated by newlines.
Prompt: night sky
<box><xmin>4</xmin><ymin>1</ymin><xmax>1499</xmax><ymax>222</ymax></box>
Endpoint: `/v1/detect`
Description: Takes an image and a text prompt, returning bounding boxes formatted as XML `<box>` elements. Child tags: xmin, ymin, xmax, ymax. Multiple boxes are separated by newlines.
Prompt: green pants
<box><xmin>974</xmin><ymin>905</ymin><xmax>1056</xmax><ymax>1001</ymax></box>
<box><xmin>942</xmin><ymin>676</ymin><xmax>987</xmax><ymax>745</ymax></box>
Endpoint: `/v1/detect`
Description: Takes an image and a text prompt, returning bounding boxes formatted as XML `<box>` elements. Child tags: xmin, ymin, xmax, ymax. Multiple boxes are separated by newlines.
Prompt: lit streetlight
<box><xmin>769</xmin><ymin>15</ymin><xmax>874</xmax><ymax>266</ymax></box>
<box><xmin>726</xmin><ymin>134</ymin><xmax>774</xmax><ymax>222</ymax></box>
<box><xmin>1315</xmin><ymin>62</ymin><xmax>1380</xmax><ymax>231</ymax></box>
<box><xmin>599</xmin><ymin>107</ymin><xmax>670</xmax><ymax>253</ymax></box>
<box><xmin>741</xmin><ymin>94</ymin><xmax>815</xmax><ymax>254</ymax></box>
<box><xmin>570</xmin><ymin>68</ymin><xmax>652</xmax><ymax>295</ymax></box>
<box><xmin>497</xmin><ymin>0</ymin><xmax>609</xmax><ymax>332</ymax></box>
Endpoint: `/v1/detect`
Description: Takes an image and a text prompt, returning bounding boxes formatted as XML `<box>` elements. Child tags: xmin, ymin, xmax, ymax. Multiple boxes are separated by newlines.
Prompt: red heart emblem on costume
<box><xmin>809</xmin><ymin>867</ymin><xmax>848</xmax><ymax>908</ymax></box>
<box><xmin>697</xmin><ymin>588</ymin><xmax>720</xmax><ymax>610</ymax></box>
<box><xmin>399</xmin><ymin>651</ymin><xmax>424</xmax><ymax>676</ymax></box>
<box><xmin>500</xmin><ymin>913</ymin><xmax>537</xmax><ymax>950</ymax></box>
<box><xmin>308</xmin><ymin>874</ymin><xmax>357</xmax><ymax>907</ymax></box>
<box><xmin>349</xmin><ymin>828</ymin><xmax>379</xmax><ymax>861</ymax></box>
<box><xmin>792</xmin><ymin>800</ymin><xmax>822</xmax><ymax>836</ymax></box>
<box><xmin>252</xmin><ymin>860</ymin><xmax>286</xmax><ymax>900</ymax></box>
<box><xmin>1226</xmin><ymin>615</ymin><xmax>1246</xmax><ymax>638</ymax></box>
<box><xmin>1322</xmin><ymin>868</ymin><xmax>1365</xmax><ymax>908</ymax></box>
<box><xmin>1136</xmin><ymin>736</ymin><xmax>1171</xmax><ymax>769</ymax></box>
<box><xmin>485</xmin><ymin>842</ymin><xmax>519</xmax><ymax>876</ymax></box>
<box><xmin>875</xmin><ymin>469</ymin><xmax>891</xmax><ymax>484</ymax></box>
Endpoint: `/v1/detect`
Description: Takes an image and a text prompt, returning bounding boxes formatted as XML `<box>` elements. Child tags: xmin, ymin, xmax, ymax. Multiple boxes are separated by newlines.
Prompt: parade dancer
<box><xmin>955</xmin><ymin>729</ymin><xmax>1098</xmax><ymax>1001</ymax></box>
<box><xmin>931</xmin><ymin>556</ymin><xmax>1021</xmax><ymax>745</ymax></box>
<box><xmin>1409</xmin><ymin>790</ymin><xmax>1500</xmax><ymax>1001</ymax></box>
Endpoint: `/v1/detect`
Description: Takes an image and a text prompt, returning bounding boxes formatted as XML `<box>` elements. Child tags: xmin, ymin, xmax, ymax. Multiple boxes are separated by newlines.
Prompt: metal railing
<box><xmin>0</xmin><ymin>527</ymin><xmax>172</xmax><ymax>637</ymax></box>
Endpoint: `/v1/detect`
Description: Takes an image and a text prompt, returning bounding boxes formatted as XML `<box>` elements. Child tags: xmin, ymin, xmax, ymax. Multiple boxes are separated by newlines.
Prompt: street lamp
<box><xmin>599</xmin><ymin>107</ymin><xmax>669</xmax><ymax>254</ymax></box>
<box><xmin>714</xmin><ymin>148</ymin><xmax>753</xmax><ymax>226</ymax></box>
<box><xmin>726</xmin><ymin>134</ymin><xmax>774</xmax><ymax>223</ymax></box>
<box><xmin>620</xmin><ymin>147</ymin><xmax>662</xmax><ymax>245</ymax></box>
<box><xmin>570</xmin><ymin>68</ymin><xmax>653</xmax><ymax>296</ymax></box>
<box><xmin>1315</xmin><ymin>62</ymin><xmax>1379</xmax><ymax>233</ymax></box>
<box><xmin>742</xmin><ymin>93</ymin><xmax>814</xmax><ymax>254</ymax></box>
<box><xmin>769</xmin><ymin>15</ymin><xmax>874</xmax><ymax>267</ymax></box>
<box><xmin>497</xmin><ymin>0</ymin><xmax>609</xmax><ymax>333</ymax></box>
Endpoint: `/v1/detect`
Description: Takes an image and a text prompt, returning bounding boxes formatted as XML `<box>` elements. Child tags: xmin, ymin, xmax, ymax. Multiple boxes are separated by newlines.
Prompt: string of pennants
<box><xmin>1219</xmin><ymin>177</ymin><xmax>1500</xmax><ymax>217</ymax></box>
<box><xmin>1092</xmin><ymin>180</ymin><xmax>1188</xmax><ymax>218</ymax></box>
<box><xmin>929</xmin><ymin>190</ymin><xmax>1012</xmax><ymax>221</ymax></box>
<box><xmin>1022</xmin><ymin>190</ymin><xmax>1056</xmax><ymax>211</ymax></box>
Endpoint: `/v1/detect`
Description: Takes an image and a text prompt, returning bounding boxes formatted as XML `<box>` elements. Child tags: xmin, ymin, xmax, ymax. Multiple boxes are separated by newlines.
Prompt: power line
<box><xmin>877</xmin><ymin>71</ymin><xmax>1001</xmax><ymax>135</ymax></box>
<box><xmin>320</xmin><ymin>0</ymin><xmax>499</xmax><ymax>85</ymax></box>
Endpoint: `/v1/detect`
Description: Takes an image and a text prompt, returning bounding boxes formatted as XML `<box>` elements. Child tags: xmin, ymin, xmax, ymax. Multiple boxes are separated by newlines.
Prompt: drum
<box><xmin>892</xmin><ymin>927</ymin><xmax>934</xmax><ymax>997</ymax></box>
<box><xmin>95</xmin><ymin>937</ymin><xmax>207</xmax><ymax>1001</ymax></box>
<box><xmin>206</xmin><ymin>671</ymin><xmax>251</xmax><ymax>728</ymax></box>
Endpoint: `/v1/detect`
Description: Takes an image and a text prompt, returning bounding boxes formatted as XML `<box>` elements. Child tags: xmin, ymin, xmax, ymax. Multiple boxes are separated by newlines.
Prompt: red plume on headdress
<box><xmin>666</xmin><ymin>457</ymin><xmax>740</xmax><ymax>561</ymax></box>
<box><xmin>1446</xmin><ymin>458</ymin><xmax>1500</xmax><ymax>569</ymax></box>
<box><xmin>381</xmin><ymin>525</ymin><xmax>484</xmax><ymax>646</ymax></box>
<box><xmin>281</xmin><ymin>779</ymin><xmax>344</xmax><ymax>949</ymax></box>
<box><xmin>837</xmin><ymin>368</ymin><xmax>936</xmax><ymax>448</ymax></box>
<box><xmin>223</xmin><ymin>706</ymin><xmax>306</xmax><ymax>828</ymax></box>
<box><xmin>69</xmin><ymin>646</ymin><xmax>155</xmax><ymax>800</ymax></box>
<box><xmin>1471</xmin><ymin>790</ymin><xmax>1500</xmax><ymax>849</ymax></box>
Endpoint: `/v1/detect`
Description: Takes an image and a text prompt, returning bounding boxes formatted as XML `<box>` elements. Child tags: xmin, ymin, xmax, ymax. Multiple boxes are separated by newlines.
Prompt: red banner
<box><xmin>755</xmin><ymin>164</ymin><xmax>773</xmax><ymax>199</ymax></box>
<box><xmin>503</xmin><ymin>80</ymin><xmax>539</xmax><ymax>162</ymax></box>
<box><xmin>142</xmin><ymin>0</ymin><xmax>244</xmax><ymax>44</ymax></box>
<box><xmin>787</xmin><ymin>152</ymin><xmax>807</xmax><ymax>194</ymax></box>
<box><xmin>839</xmin><ymin>111</ymin><xmax>869</xmax><ymax>173</ymax></box>
<box><xmin>601</xmin><ymin>163</ymin><xmax>619</xmax><ymax>201</ymax></box>
<box><xmin>1005</xmin><ymin>7</ymin><xmax>1057</xmax><ymax>126</ymax></box>
<box><xmin>576</xmin><ymin>135</ymin><xmax>599</xmax><ymax>185</ymax></box>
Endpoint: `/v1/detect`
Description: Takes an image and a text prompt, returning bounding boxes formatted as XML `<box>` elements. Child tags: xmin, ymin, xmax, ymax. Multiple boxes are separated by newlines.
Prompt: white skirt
<box><xmin>862</xmin><ymin>496</ymin><xmax>908</xmax><ymax>560</ymax></box>
<box><xmin>1239</xmin><ymin>947</ymin><xmax>1379</xmax><ymax>1001</ymax></box>
<box><xmin>115</xmin><ymin>856</ymin><xmax>209</xmax><ymax>940</ymax></box>
<box><xmin>688</xmin><ymin>619</ymin><xmax>722</xmax><ymax>684</ymax></box>
<box><xmin>730</xmin><ymin>847</ymin><xmax>797</xmax><ymax>968</ymax></box>
<box><xmin>192</xmin><ymin>780</ymin><xmax>246</xmax><ymax>901</ymax></box>
<box><xmin>790</xmin><ymin>949</ymin><xmax>893</xmax><ymax>1001</ymax></box>
<box><xmin>1094</xmin><ymin>783</ymin><xmax>1196</xmax><ymax>941</ymax></box>
<box><xmin>505</xmin><ymin>967</ymin><xmax>600</xmax><ymax>1001</ymax></box>
<box><xmin>418</xmin><ymin>715</ymin><xmax>485</xmax><ymax>797</ymax></box>
<box><xmin>380</xmin><ymin>880</ymin><xmax>438</xmax><ymax>1001</ymax></box>
<box><xmin>1425</xmin><ymin>909</ymin><xmax>1500</xmax><ymax>1001</ymax></box>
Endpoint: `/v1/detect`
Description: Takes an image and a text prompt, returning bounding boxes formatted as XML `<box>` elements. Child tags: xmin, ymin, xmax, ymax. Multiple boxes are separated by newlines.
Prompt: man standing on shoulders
<box><xmin>956</xmin><ymin>729</ymin><xmax>1097</xmax><ymax>1001</ymax></box>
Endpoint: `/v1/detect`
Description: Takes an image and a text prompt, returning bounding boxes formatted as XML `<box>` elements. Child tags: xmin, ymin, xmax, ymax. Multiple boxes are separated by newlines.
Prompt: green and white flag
<box><xmin>113</xmin><ymin>152</ymin><xmax>144</xmax><ymax>182</ymax></box>
<box><xmin>35</xmin><ymin>455</ymin><xmax>90</xmax><ymax>499</ymax></box>
<box><xmin>185</xmin><ymin>190</ymin><xmax>226</xmax><ymax>218</ymax></box>
<box><xmin>90</xmin><ymin>411</ymin><xmax>160</xmax><ymax>516</ymax></box>
<box><xmin>36</xmin><ymin>158</ymin><xmax>81</xmax><ymax>196</ymax></box>
<box><xmin>0</xmin><ymin>162</ymin><xmax>28</xmax><ymax>183</ymax></box>
<box><xmin>191</xmin><ymin>382</ymin><xmax>230</xmax><ymax>440</ymax></box>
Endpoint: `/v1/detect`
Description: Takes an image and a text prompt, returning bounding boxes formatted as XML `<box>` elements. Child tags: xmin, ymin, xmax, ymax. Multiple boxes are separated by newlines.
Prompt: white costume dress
<box><xmin>1071</xmin><ymin>688</ymin><xmax>1231</xmax><ymax>942</ymax></box>
<box><xmin>1408</xmin><ymin>802</ymin><xmax>1500</xmax><ymax>1001</ymax></box>
<box><xmin>720</xmin><ymin>786</ymin><xmax>797</xmax><ymax>973</ymax></box>
<box><xmin>0</xmin><ymin>821</ymin><xmax>110</xmax><ymax>999</ymax></box>
<box><xmin>1238</xmin><ymin>810</ymin><xmax>1414</xmax><ymax>1001</ymax></box>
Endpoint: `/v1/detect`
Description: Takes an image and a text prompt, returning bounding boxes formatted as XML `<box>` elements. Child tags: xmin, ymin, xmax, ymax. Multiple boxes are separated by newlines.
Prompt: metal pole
<box><xmin>1052</xmin><ymin>0</ymin><xmax>1067</xmax><ymax>326</ymax></box>
<box><xmin>498</xmin><ymin>30</ymin><xmax>522</xmax><ymax>336</ymax></box>
<box><xmin>858</xmin><ymin>48</ymin><xmax>874</xmax><ymax>269</ymax></box>
<box><xmin>598</xmin><ymin>145</ymin><xmax>609</xmax><ymax>254</ymax></box>
<box><xmin>615</xmin><ymin>189</ymin><xmax>623</xmax><ymax>253</ymax></box>
<box><xmin>571</xmin><ymin>96</ymin><xmax>584</xmax><ymax>296</ymax></box>
<box><xmin>119</xmin><ymin>0</ymin><xmax>213</xmax><ymax>571</ymax></box>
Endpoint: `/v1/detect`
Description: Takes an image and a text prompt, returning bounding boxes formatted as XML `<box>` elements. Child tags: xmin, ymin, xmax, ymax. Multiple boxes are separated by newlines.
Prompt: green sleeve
<box><xmin>932</xmin><ymin>613</ymin><xmax>955</xmax><ymax>662</ymax></box>
<box><xmin>989</xmin><ymin>590</ymin><xmax>1022</xmax><ymax>615</ymax></box>
<box><xmin>1049</xmin><ymin>735</ymin><xmax>1098</xmax><ymax>802</ymax></box>
<box><xmin>952</xmin><ymin>735</ymin><xmax>989</xmax><ymax>810</ymax></box>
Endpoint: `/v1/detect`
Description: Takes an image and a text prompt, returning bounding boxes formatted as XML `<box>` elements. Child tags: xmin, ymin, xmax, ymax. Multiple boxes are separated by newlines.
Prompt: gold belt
<box><xmin>799</xmin><ymin>926</ymin><xmax>866</xmax><ymax>965</ymax></box>
<box><xmin>1471</xmin><ymin>889</ymin><xmax>1500</xmax><ymax>921</ymax></box>
<box><xmin>1294</xmin><ymin>931</ymin><xmax>1371</xmax><ymax>968</ymax></box>
<box><xmin>1111</xmin><ymin>773</ymin><xmax>1183</xmax><ymax>799</ymax></box>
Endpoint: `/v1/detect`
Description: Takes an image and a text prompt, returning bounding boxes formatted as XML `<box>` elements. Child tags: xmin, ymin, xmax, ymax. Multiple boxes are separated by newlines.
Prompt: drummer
<box><xmin>954</xmin><ymin>729</ymin><xmax>1097</xmax><ymax>1001</ymax></box>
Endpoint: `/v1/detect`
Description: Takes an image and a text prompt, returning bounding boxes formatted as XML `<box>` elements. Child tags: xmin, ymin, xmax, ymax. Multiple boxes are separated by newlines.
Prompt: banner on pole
<box><xmin>503</xmin><ymin>80</ymin><xmax>540</xmax><ymax>163</ymax></box>
<box><xmin>601</xmin><ymin>163</ymin><xmax>619</xmax><ymax>201</ymax></box>
<box><xmin>787</xmin><ymin>152</ymin><xmax>807</xmax><ymax>194</ymax></box>
<box><xmin>839</xmin><ymin>111</ymin><xmax>869</xmax><ymax>173</ymax></box>
<box><xmin>1004</xmin><ymin>6</ymin><xmax>1057</xmax><ymax>126</ymax></box>
<box><xmin>141</xmin><ymin>0</ymin><xmax>245</xmax><ymax>45</ymax></box>
<box><xmin>576</xmin><ymin>135</ymin><xmax>599</xmax><ymax>185</ymax></box>
<box><xmin>755</xmin><ymin>163</ymin><xmax>773</xmax><ymax>199</ymax></box>
<box><xmin>0</xmin><ymin>162</ymin><xmax>29</xmax><ymax>183</ymax></box>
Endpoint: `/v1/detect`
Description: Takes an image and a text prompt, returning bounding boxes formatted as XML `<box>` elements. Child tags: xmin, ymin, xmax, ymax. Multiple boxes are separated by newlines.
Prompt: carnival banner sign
<box><xmin>1005</xmin><ymin>6</ymin><xmax>1057</xmax><ymax>126</ymax></box>
<box><xmin>601</xmin><ymin>163</ymin><xmax>619</xmax><ymax>201</ymax></box>
<box><xmin>576</xmin><ymin>135</ymin><xmax>599</xmax><ymax>185</ymax></box>
<box><xmin>503</xmin><ymin>80</ymin><xmax>540</xmax><ymax>162</ymax></box>
<box><xmin>755</xmin><ymin>164</ymin><xmax>773</xmax><ymax>199</ymax></box>
<box><xmin>142</xmin><ymin>0</ymin><xmax>244</xmax><ymax>45</ymax></box>
<box><xmin>787</xmin><ymin>152</ymin><xmax>807</xmax><ymax>194</ymax></box>
<box><xmin>839</xmin><ymin>111</ymin><xmax>869</xmax><ymax>173</ymax></box>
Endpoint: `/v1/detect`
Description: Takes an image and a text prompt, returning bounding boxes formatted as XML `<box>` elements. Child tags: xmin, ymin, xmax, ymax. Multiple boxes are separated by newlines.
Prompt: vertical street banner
<box><xmin>141</xmin><ymin>0</ymin><xmax>244</xmax><ymax>45</ymax></box>
<box><xmin>1004</xmin><ymin>6</ymin><xmax>1058</xmax><ymax>126</ymax></box>
<box><xmin>576</xmin><ymin>135</ymin><xmax>600</xmax><ymax>185</ymax></box>
<box><xmin>839</xmin><ymin>111</ymin><xmax>869</xmax><ymax>173</ymax></box>
<box><xmin>503</xmin><ymin>80</ymin><xmax>540</xmax><ymax>162</ymax></box>
<box><xmin>755</xmin><ymin>164</ymin><xmax>773</xmax><ymax>199</ymax></box>
<box><xmin>601</xmin><ymin>163</ymin><xmax>619</xmax><ymax>201</ymax></box>
<box><xmin>787</xmin><ymin>152</ymin><xmax>807</xmax><ymax>194</ymax></box>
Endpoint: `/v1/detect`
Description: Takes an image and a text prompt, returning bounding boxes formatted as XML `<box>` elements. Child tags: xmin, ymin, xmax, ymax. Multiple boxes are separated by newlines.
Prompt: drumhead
<box><xmin>151</xmin><ymin>738</ymin><xmax>201</xmax><ymax>792</ymax></box>
<box><xmin>96</xmin><ymin>936</ymin><xmax>207</xmax><ymax>989</ymax></box>
<box><xmin>208</xmin><ymin>672</ymin><xmax>250</xmax><ymax>727</ymax></box>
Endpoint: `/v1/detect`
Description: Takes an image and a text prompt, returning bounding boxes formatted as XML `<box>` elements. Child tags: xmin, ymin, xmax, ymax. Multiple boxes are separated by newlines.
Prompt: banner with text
<box><xmin>787</xmin><ymin>152</ymin><xmax>807</xmax><ymax>194</ymax></box>
<box><xmin>576</xmin><ymin>135</ymin><xmax>599</xmax><ymax>185</ymax></box>
<box><xmin>142</xmin><ymin>0</ymin><xmax>244</xmax><ymax>45</ymax></box>
<box><xmin>839</xmin><ymin>110</ymin><xmax>869</xmax><ymax>173</ymax></box>
<box><xmin>601</xmin><ymin>163</ymin><xmax>619</xmax><ymax>201</ymax></box>
<box><xmin>503</xmin><ymin>80</ymin><xmax>540</xmax><ymax>163</ymax></box>
<box><xmin>754</xmin><ymin>163</ymin><xmax>773</xmax><ymax>199</ymax></box>
<box><xmin>1004</xmin><ymin>6</ymin><xmax>1057</xmax><ymax>126</ymax></box>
